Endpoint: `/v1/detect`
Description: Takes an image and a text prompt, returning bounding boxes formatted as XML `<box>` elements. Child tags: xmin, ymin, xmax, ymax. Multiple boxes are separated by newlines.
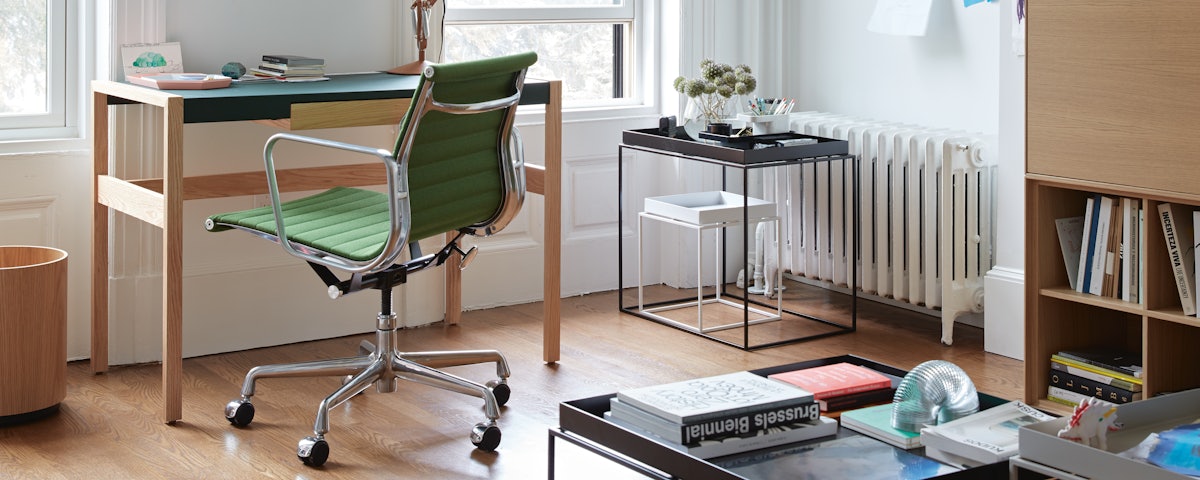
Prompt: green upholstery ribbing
<box><xmin>207</xmin><ymin>187</ymin><xmax>389</xmax><ymax>262</ymax></box>
<box><xmin>207</xmin><ymin>51</ymin><xmax>537</xmax><ymax>266</ymax></box>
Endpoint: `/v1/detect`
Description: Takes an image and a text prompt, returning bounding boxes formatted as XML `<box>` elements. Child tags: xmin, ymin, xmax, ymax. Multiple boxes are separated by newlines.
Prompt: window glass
<box><xmin>0</xmin><ymin>0</ymin><xmax>49</xmax><ymax>116</ymax></box>
<box><xmin>443</xmin><ymin>23</ymin><xmax>628</xmax><ymax>103</ymax></box>
<box><xmin>444</xmin><ymin>0</ymin><xmax>636</xmax><ymax>106</ymax></box>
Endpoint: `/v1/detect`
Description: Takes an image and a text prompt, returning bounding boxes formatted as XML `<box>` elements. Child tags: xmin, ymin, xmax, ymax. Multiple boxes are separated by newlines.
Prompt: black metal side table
<box><xmin>618</xmin><ymin>128</ymin><xmax>859</xmax><ymax>349</ymax></box>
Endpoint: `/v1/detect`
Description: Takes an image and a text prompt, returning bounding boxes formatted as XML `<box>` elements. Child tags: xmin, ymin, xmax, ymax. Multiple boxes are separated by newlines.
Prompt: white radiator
<box><xmin>759</xmin><ymin>113</ymin><xmax>996</xmax><ymax>345</ymax></box>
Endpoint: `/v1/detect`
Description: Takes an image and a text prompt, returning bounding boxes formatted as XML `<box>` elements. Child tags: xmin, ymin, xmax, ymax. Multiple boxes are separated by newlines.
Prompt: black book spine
<box><xmin>1047</xmin><ymin>369</ymin><xmax>1141</xmax><ymax>404</ymax></box>
<box><xmin>819</xmin><ymin>387</ymin><xmax>895</xmax><ymax>412</ymax></box>
<box><xmin>679</xmin><ymin>401</ymin><xmax>820</xmax><ymax>445</ymax></box>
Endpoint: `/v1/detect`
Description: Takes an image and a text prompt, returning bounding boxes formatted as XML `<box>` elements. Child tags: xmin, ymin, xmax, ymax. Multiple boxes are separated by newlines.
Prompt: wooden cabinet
<box><xmin>1025</xmin><ymin>2</ymin><xmax>1200</xmax><ymax>413</ymax></box>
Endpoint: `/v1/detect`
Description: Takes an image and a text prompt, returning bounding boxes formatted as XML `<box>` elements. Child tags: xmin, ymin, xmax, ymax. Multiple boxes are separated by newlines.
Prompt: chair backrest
<box><xmin>393</xmin><ymin>51</ymin><xmax>537</xmax><ymax>244</ymax></box>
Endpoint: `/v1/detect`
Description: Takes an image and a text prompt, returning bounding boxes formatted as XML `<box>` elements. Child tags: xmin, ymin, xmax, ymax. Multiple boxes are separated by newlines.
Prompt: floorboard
<box><xmin>0</xmin><ymin>289</ymin><xmax>1023</xmax><ymax>479</ymax></box>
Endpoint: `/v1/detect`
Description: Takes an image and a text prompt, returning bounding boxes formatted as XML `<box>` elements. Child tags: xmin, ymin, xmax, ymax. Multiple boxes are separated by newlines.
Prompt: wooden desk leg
<box><xmin>91</xmin><ymin>91</ymin><xmax>110</xmax><ymax>375</ymax></box>
<box><xmin>445</xmin><ymin>232</ymin><xmax>462</xmax><ymax>326</ymax></box>
<box><xmin>543</xmin><ymin>81</ymin><xmax>562</xmax><ymax>364</ymax></box>
<box><xmin>161</xmin><ymin>97</ymin><xmax>185</xmax><ymax>424</ymax></box>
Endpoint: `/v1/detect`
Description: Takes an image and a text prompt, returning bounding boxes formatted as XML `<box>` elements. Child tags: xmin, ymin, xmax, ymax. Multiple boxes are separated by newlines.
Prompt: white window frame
<box><xmin>444</xmin><ymin>0</ymin><xmax>661</xmax><ymax>121</ymax></box>
<box><xmin>0</xmin><ymin>0</ymin><xmax>90</xmax><ymax>151</ymax></box>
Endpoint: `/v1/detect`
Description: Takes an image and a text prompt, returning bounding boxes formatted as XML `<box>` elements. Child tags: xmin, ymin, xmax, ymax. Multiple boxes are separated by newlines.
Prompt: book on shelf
<box><xmin>1047</xmin><ymin>385</ymin><xmax>1089</xmax><ymax>407</ymax></box>
<box><xmin>260</xmin><ymin>54</ymin><xmax>324</xmax><ymax>66</ymax></box>
<box><xmin>1077</xmin><ymin>194</ymin><xmax>1099</xmax><ymax>294</ymax></box>
<box><xmin>1047</xmin><ymin>368</ymin><xmax>1142</xmax><ymax>404</ymax></box>
<box><xmin>1057</xmin><ymin>347</ymin><xmax>1143</xmax><ymax>379</ymax></box>
<box><xmin>1050</xmin><ymin>354</ymin><xmax>1142</xmax><ymax>392</ymax></box>
<box><xmin>766</xmin><ymin>362</ymin><xmax>892</xmax><ymax>400</ymax></box>
<box><xmin>1055</xmin><ymin>215</ymin><xmax>1085</xmax><ymax>291</ymax></box>
<box><xmin>1088</xmin><ymin>195</ymin><xmax>1114</xmax><ymax>296</ymax></box>
<box><xmin>918</xmin><ymin>401</ymin><xmax>1054</xmax><ymax>465</ymax></box>
<box><xmin>1195</xmin><ymin>210</ymin><xmax>1200</xmax><ymax>316</ymax></box>
<box><xmin>608</xmin><ymin>397</ymin><xmax>820</xmax><ymax>445</ymax></box>
<box><xmin>605</xmin><ymin>411</ymin><xmax>838</xmax><ymax>459</ymax></box>
<box><xmin>838</xmin><ymin>403</ymin><xmax>922</xmax><ymax>449</ymax></box>
<box><xmin>615</xmin><ymin>371</ymin><xmax>815</xmax><ymax>425</ymax></box>
<box><xmin>1158</xmin><ymin>202</ymin><xmax>1197</xmax><ymax>315</ymax></box>
<box><xmin>1120</xmin><ymin>198</ymin><xmax>1141</xmax><ymax>303</ymax></box>
<box><xmin>817</xmin><ymin>385</ymin><xmax>895</xmax><ymax>412</ymax></box>
<box><xmin>1103</xmin><ymin>197</ymin><xmax>1123</xmax><ymax>297</ymax></box>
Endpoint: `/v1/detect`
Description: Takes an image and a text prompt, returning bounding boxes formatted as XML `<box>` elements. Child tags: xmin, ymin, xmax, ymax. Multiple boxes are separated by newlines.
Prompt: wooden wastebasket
<box><xmin>0</xmin><ymin>246</ymin><xmax>67</xmax><ymax>425</ymax></box>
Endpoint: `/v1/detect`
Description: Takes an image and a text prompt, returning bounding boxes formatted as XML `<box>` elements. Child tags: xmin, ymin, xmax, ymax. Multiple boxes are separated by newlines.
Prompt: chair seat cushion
<box><xmin>207</xmin><ymin>187</ymin><xmax>389</xmax><ymax>262</ymax></box>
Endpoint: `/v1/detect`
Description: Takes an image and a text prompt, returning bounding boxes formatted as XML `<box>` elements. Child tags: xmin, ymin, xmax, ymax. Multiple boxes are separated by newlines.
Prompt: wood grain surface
<box><xmin>0</xmin><ymin>286</ymin><xmax>1022</xmax><ymax>479</ymax></box>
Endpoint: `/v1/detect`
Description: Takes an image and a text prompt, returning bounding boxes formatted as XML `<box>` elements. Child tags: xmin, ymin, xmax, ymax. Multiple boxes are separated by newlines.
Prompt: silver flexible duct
<box><xmin>890</xmin><ymin>360</ymin><xmax>979</xmax><ymax>432</ymax></box>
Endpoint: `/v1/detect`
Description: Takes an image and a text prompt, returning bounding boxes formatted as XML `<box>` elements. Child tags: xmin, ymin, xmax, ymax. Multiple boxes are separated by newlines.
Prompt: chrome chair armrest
<box><xmin>263</xmin><ymin>132</ymin><xmax>406</xmax><ymax>273</ymax></box>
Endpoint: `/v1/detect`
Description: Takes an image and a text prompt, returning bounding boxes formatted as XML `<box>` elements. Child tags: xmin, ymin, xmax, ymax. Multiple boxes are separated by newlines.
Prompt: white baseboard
<box><xmin>984</xmin><ymin>266</ymin><xmax>1024</xmax><ymax>360</ymax></box>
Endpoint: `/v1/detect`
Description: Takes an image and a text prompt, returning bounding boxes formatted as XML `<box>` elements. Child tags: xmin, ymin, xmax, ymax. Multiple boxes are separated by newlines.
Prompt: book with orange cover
<box><xmin>767</xmin><ymin>362</ymin><xmax>892</xmax><ymax>399</ymax></box>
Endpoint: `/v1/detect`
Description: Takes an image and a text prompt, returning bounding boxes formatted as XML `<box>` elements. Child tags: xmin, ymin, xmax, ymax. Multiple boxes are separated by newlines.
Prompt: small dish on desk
<box><xmin>127</xmin><ymin>73</ymin><xmax>233</xmax><ymax>90</ymax></box>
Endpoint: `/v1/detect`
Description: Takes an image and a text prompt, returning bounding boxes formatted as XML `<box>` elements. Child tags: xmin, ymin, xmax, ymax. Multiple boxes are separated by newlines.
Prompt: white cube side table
<box><xmin>637</xmin><ymin>192</ymin><xmax>782</xmax><ymax>333</ymax></box>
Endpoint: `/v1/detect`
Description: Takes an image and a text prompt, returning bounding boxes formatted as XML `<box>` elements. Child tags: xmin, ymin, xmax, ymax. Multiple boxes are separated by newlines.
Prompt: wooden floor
<box><xmin>0</xmin><ymin>287</ymin><xmax>1024</xmax><ymax>479</ymax></box>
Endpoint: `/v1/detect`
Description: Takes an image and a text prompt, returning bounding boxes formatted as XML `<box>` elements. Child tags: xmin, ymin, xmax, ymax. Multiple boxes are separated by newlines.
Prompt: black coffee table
<box><xmin>549</xmin><ymin>355</ymin><xmax>1013</xmax><ymax>480</ymax></box>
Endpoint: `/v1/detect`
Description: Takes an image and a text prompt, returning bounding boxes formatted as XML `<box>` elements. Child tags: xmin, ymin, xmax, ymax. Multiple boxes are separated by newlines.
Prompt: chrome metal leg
<box><xmin>240</xmin><ymin>356</ymin><xmax>376</xmax><ymax>397</ymax></box>
<box><xmin>392</xmin><ymin>355</ymin><xmax>501</xmax><ymax>420</ymax></box>
<box><xmin>401</xmin><ymin>349</ymin><xmax>511</xmax><ymax>379</ymax></box>
<box><xmin>313</xmin><ymin>360</ymin><xmax>386</xmax><ymax>436</ymax></box>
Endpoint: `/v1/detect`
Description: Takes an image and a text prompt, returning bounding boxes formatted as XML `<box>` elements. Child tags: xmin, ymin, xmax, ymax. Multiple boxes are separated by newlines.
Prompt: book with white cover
<box><xmin>919</xmin><ymin>401</ymin><xmax>1054</xmax><ymax>465</ymax></box>
<box><xmin>1158</xmin><ymin>202</ymin><xmax>1196</xmax><ymax>315</ymax></box>
<box><xmin>1055</xmin><ymin>216</ymin><xmax>1084</xmax><ymax>291</ymax></box>
<box><xmin>616</xmin><ymin>371</ymin><xmax>814</xmax><ymax>424</ymax></box>
<box><xmin>605</xmin><ymin>412</ymin><xmax>838</xmax><ymax>459</ymax></box>
<box><xmin>1194</xmin><ymin>209</ymin><xmax>1200</xmax><ymax>316</ymax></box>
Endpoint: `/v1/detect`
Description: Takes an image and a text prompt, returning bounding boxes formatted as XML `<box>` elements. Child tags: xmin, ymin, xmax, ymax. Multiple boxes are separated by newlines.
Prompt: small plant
<box><xmin>673</xmin><ymin>59</ymin><xmax>757</xmax><ymax>124</ymax></box>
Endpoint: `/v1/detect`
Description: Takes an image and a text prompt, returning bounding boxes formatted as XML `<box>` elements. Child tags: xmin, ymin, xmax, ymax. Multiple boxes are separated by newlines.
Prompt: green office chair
<box><xmin>205</xmin><ymin>51</ymin><xmax>537</xmax><ymax>467</ymax></box>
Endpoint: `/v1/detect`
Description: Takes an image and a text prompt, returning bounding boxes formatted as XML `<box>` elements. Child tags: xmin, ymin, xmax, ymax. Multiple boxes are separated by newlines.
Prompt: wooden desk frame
<box><xmin>90</xmin><ymin>76</ymin><xmax>562</xmax><ymax>424</ymax></box>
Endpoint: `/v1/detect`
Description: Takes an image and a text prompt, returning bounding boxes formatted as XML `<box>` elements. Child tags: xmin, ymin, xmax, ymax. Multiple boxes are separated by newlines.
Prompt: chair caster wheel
<box><xmin>471</xmin><ymin>423</ymin><xmax>501</xmax><ymax>451</ymax></box>
<box><xmin>298</xmin><ymin>436</ymin><xmax>329</xmax><ymax>467</ymax></box>
<box><xmin>225</xmin><ymin>399</ymin><xmax>254</xmax><ymax>426</ymax></box>
<box><xmin>486</xmin><ymin>380</ymin><xmax>511</xmax><ymax>407</ymax></box>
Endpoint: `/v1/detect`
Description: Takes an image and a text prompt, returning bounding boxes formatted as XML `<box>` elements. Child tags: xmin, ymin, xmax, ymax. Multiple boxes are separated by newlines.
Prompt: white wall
<box><xmin>781</xmin><ymin>1</ymin><xmax>1023</xmax><ymax>358</ymax></box>
<box><xmin>788</xmin><ymin>2</ymin><xmax>999</xmax><ymax>133</ymax></box>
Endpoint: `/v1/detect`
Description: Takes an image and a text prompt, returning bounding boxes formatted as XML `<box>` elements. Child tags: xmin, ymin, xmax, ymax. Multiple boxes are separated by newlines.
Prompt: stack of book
<box><xmin>605</xmin><ymin>371</ymin><xmax>837</xmax><ymax>459</ymax></box>
<box><xmin>1047</xmin><ymin>348</ymin><xmax>1143</xmax><ymax>406</ymax></box>
<box><xmin>249</xmin><ymin>54</ymin><xmax>326</xmax><ymax>80</ymax></box>
<box><xmin>1056</xmin><ymin>194</ymin><xmax>1143</xmax><ymax>301</ymax></box>
<box><xmin>920</xmin><ymin>401</ymin><xmax>1054</xmax><ymax>467</ymax></box>
<box><xmin>766</xmin><ymin>362</ymin><xmax>894</xmax><ymax>412</ymax></box>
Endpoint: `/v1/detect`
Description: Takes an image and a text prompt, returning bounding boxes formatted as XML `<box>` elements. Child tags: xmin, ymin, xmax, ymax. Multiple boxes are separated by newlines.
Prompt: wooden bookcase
<box><xmin>1025</xmin><ymin>2</ymin><xmax>1200</xmax><ymax>413</ymax></box>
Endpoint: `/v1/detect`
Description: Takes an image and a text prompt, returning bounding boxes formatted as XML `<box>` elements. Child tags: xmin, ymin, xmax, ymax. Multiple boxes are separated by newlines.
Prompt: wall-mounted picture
<box><xmin>121</xmin><ymin>42</ymin><xmax>184</xmax><ymax>78</ymax></box>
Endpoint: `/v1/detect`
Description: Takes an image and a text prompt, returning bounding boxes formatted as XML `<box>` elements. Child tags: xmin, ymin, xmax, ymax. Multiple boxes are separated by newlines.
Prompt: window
<box><xmin>443</xmin><ymin>0</ymin><xmax>637</xmax><ymax>108</ymax></box>
<box><xmin>0</xmin><ymin>0</ymin><xmax>76</xmax><ymax>143</ymax></box>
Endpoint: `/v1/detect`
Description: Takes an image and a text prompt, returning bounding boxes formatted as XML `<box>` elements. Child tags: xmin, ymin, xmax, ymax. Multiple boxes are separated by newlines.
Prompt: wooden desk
<box><xmin>91</xmin><ymin>73</ymin><xmax>562</xmax><ymax>424</ymax></box>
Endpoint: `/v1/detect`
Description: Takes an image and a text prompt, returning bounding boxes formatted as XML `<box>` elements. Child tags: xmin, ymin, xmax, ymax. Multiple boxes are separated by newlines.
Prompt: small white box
<box><xmin>643</xmin><ymin>191</ymin><xmax>775</xmax><ymax>226</ymax></box>
<box><xmin>736</xmin><ymin>113</ymin><xmax>792</xmax><ymax>134</ymax></box>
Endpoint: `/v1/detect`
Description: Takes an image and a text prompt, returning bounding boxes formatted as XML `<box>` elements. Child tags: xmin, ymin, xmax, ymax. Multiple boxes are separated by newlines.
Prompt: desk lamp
<box><xmin>388</xmin><ymin>0</ymin><xmax>440</xmax><ymax>75</ymax></box>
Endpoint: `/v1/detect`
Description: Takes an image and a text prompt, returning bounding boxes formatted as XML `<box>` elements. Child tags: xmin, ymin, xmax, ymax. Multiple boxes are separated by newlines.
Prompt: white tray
<box><xmin>1018</xmin><ymin>388</ymin><xmax>1200</xmax><ymax>480</ymax></box>
<box><xmin>643</xmin><ymin>191</ymin><xmax>775</xmax><ymax>226</ymax></box>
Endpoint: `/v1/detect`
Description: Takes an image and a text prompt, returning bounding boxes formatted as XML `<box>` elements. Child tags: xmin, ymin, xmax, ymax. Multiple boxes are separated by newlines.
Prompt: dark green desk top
<box><xmin>106</xmin><ymin>72</ymin><xmax>552</xmax><ymax>124</ymax></box>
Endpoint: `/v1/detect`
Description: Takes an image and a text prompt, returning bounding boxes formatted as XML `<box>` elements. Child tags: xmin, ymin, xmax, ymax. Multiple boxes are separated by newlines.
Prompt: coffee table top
<box><xmin>556</xmin><ymin>354</ymin><xmax>1011</xmax><ymax>480</ymax></box>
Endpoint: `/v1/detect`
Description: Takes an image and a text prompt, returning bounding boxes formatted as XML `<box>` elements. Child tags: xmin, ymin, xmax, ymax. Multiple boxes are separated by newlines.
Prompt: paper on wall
<box><xmin>867</xmin><ymin>0</ymin><xmax>933</xmax><ymax>37</ymax></box>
